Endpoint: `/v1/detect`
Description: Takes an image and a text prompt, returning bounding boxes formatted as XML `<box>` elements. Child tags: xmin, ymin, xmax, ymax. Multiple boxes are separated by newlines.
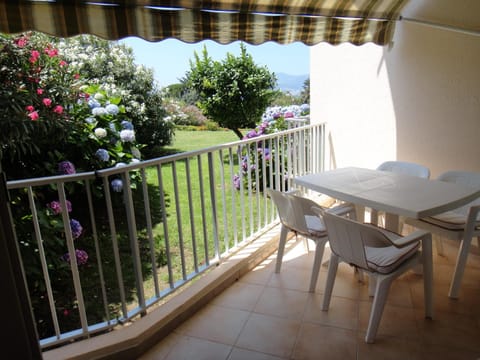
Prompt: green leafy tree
<box><xmin>185</xmin><ymin>43</ymin><xmax>278</xmax><ymax>139</ymax></box>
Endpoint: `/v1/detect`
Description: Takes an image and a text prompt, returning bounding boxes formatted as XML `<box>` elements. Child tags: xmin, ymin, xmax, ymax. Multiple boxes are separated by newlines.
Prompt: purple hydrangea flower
<box><xmin>62</xmin><ymin>249</ymin><xmax>88</xmax><ymax>265</ymax></box>
<box><xmin>243</xmin><ymin>129</ymin><xmax>258</xmax><ymax>139</ymax></box>
<box><xmin>111</xmin><ymin>179</ymin><xmax>123</xmax><ymax>192</ymax></box>
<box><xmin>70</xmin><ymin>219</ymin><xmax>83</xmax><ymax>239</ymax></box>
<box><xmin>105</xmin><ymin>104</ymin><xmax>119</xmax><ymax>115</ymax></box>
<box><xmin>121</xmin><ymin>120</ymin><xmax>134</xmax><ymax>130</ymax></box>
<box><xmin>58</xmin><ymin>161</ymin><xmax>76</xmax><ymax>175</ymax></box>
<box><xmin>95</xmin><ymin>148</ymin><xmax>110</xmax><ymax>162</ymax></box>
<box><xmin>260</xmin><ymin>148</ymin><xmax>271</xmax><ymax>161</ymax></box>
<box><xmin>47</xmin><ymin>200</ymin><xmax>72</xmax><ymax>215</ymax></box>
<box><xmin>233</xmin><ymin>175</ymin><xmax>241</xmax><ymax>190</ymax></box>
<box><xmin>120</xmin><ymin>129</ymin><xmax>135</xmax><ymax>142</ymax></box>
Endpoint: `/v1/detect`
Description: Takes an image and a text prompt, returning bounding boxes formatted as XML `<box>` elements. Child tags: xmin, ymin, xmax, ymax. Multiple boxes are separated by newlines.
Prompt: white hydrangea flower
<box><xmin>94</xmin><ymin>127</ymin><xmax>107</xmax><ymax>138</ymax></box>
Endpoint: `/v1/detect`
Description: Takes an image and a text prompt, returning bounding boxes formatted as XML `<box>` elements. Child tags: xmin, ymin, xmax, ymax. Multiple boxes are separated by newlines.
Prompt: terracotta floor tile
<box><xmin>235</xmin><ymin>313</ymin><xmax>301</xmax><ymax>358</ymax></box>
<box><xmin>176</xmin><ymin>304</ymin><xmax>250</xmax><ymax>345</ymax></box>
<box><xmin>228</xmin><ymin>347</ymin><xmax>287</xmax><ymax>360</ymax></box>
<box><xmin>212</xmin><ymin>281</ymin><xmax>265</xmax><ymax>311</ymax></box>
<box><xmin>254</xmin><ymin>286</ymin><xmax>309</xmax><ymax>319</ymax></box>
<box><xmin>305</xmin><ymin>294</ymin><xmax>359</xmax><ymax>330</ymax></box>
<box><xmin>140</xmin><ymin>232</ymin><xmax>480</xmax><ymax>360</ymax></box>
<box><xmin>163</xmin><ymin>336</ymin><xmax>232</xmax><ymax>360</ymax></box>
<box><xmin>356</xmin><ymin>334</ymin><xmax>423</xmax><ymax>360</ymax></box>
<box><xmin>292</xmin><ymin>322</ymin><xmax>357</xmax><ymax>360</ymax></box>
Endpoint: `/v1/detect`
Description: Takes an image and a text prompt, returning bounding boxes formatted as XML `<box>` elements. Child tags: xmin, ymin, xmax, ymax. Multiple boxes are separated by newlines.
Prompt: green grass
<box><xmin>142</xmin><ymin>129</ymin><xmax>269</xmax><ymax>295</ymax></box>
<box><xmin>165</xmin><ymin>129</ymin><xmax>240</xmax><ymax>153</ymax></box>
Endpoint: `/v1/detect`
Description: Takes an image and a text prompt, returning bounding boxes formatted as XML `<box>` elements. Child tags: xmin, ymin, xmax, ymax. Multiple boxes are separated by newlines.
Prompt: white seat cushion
<box><xmin>364</xmin><ymin>227</ymin><xmax>419</xmax><ymax>274</ymax></box>
<box><xmin>421</xmin><ymin>211</ymin><xmax>466</xmax><ymax>230</ymax></box>
<box><xmin>305</xmin><ymin>215</ymin><xmax>327</xmax><ymax>237</ymax></box>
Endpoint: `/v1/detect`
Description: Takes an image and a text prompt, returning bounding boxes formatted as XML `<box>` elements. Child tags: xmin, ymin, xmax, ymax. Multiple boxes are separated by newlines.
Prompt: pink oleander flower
<box><xmin>36</xmin><ymin>88</ymin><xmax>43</xmax><ymax>95</ymax></box>
<box><xmin>53</xmin><ymin>105</ymin><xmax>63</xmax><ymax>114</ymax></box>
<box><xmin>28</xmin><ymin>111</ymin><xmax>39</xmax><ymax>121</ymax></box>
<box><xmin>59</xmin><ymin>60</ymin><xmax>67</xmax><ymax>67</ymax></box>
<box><xmin>45</xmin><ymin>47</ymin><xmax>58</xmax><ymax>57</ymax></box>
<box><xmin>14</xmin><ymin>36</ymin><xmax>28</xmax><ymax>47</ymax></box>
<box><xmin>29</xmin><ymin>50</ymin><xmax>40</xmax><ymax>63</ymax></box>
<box><xmin>25</xmin><ymin>105</ymin><xmax>35</xmax><ymax>112</ymax></box>
<box><xmin>42</xmin><ymin>98</ymin><xmax>52</xmax><ymax>107</ymax></box>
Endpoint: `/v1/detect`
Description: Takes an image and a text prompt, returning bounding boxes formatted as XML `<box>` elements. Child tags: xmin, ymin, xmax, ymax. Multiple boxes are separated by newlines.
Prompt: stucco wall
<box><xmin>311</xmin><ymin>19</ymin><xmax>480</xmax><ymax>178</ymax></box>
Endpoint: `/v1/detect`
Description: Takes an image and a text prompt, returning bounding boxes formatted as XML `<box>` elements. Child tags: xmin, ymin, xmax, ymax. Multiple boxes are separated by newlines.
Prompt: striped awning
<box><xmin>0</xmin><ymin>0</ymin><xmax>408</xmax><ymax>46</ymax></box>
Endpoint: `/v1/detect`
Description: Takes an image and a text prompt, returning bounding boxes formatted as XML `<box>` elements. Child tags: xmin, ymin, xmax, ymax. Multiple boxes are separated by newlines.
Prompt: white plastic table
<box><xmin>294</xmin><ymin>167</ymin><xmax>480</xmax><ymax>231</ymax></box>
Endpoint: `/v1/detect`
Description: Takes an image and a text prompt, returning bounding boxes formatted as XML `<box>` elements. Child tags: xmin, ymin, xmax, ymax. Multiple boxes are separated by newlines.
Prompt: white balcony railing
<box><xmin>6</xmin><ymin>122</ymin><xmax>325</xmax><ymax>350</ymax></box>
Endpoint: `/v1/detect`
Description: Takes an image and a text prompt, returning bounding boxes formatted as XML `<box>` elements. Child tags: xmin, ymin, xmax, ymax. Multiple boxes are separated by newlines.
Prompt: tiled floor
<box><xmin>138</xmin><ymin>232</ymin><xmax>480</xmax><ymax>360</ymax></box>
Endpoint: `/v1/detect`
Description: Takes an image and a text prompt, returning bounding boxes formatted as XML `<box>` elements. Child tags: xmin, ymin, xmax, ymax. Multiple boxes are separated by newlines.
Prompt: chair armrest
<box><xmin>328</xmin><ymin>202</ymin><xmax>356</xmax><ymax>216</ymax></box>
<box><xmin>467</xmin><ymin>205</ymin><xmax>480</xmax><ymax>224</ymax></box>
<box><xmin>392</xmin><ymin>230</ymin><xmax>431</xmax><ymax>248</ymax></box>
<box><xmin>286</xmin><ymin>188</ymin><xmax>302</xmax><ymax>196</ymax></box>
<box><xmin>464</xmin><ymin>204</ymin><xmax>480</xmax><ymax>235</ymax></box>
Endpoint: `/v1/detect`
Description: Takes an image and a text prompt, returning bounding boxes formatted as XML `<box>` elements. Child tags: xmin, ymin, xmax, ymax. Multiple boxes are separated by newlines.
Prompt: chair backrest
<box><xmin>437</xmin><ymin>170</ymin><xmax>480</xmax><ymax>216</ymax></box>
<box><xmin>267</xmin><ymin>188</ymin><xmax>320</xmax><ymax>235</ymax></box>
<box><xmin>377</xmin><ymin>161</ymin><xmax>430</xmax><ymax>179</ymax></box>
<box><xmin>322</xmin><ymin>211</ymin><xmax>392</xmax><ymax>271</ymax></box>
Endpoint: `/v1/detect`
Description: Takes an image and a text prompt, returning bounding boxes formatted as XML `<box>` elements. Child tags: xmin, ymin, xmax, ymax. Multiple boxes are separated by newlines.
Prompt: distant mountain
<box><xmin>275</xmin><ymin>72</ymin><xmax>308</xmax><ymax>94</ymax></box>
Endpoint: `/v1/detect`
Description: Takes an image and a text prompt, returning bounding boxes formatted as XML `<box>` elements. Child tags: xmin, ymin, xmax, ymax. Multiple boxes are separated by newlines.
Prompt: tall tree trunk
<box><xmin>233</xmin><ymin>128</ymin><xmax>244</xmax><ymax>140</ymax></box>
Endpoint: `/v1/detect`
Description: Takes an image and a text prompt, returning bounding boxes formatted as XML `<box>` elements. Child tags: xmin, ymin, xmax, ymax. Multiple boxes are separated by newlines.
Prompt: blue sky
<box><xmin>120</xmin><ymin>37</ymin><xmax>310</xmax><ymax>87</ymax></box>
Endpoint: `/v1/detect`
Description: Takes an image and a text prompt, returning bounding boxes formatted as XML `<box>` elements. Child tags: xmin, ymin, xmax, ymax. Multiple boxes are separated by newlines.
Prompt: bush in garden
<box><xmin>58</xmin><ymin>35</ymin><xmax>174</xmax><ymax>158</ymax></box>
<box><xmin>0</xmin><ymin>32</ymin><xmax>82</xmax><ymax>179</ymax></box>
<box><xmin>233</xmin><ymin>103</ymin><xmax>310</xmax><ymax>191</ymax></box>
<box><xmin>233</xmin><ymin>114</ymin><xmax>288</xmax><ymax>192</ymax></box>
<box><xmin>181</xmin><ymin>104</ymin><xmax>208</xmax><ymax>126</ymax></box>
<box><xmin>1</xmin><ymin>32</ymin><xmax>163</xmax><ymax>339</ymax></box>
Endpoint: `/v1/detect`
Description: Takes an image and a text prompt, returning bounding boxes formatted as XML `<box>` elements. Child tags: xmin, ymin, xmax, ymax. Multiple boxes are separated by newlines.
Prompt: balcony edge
<box><xmin>42</xmin><ymin>226</ymin><xmax>284</xmax><ymax>360</ymax></box>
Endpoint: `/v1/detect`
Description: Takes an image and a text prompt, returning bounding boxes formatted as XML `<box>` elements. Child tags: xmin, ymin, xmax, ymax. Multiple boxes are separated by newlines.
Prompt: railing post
<box><xmin>0</xmin><ymin>171</ymin><xmax>42</xmax><ymax>359</ymax></box>
<box><xmin>207</xmin><ymin>152</ymin><xmax>220</xmax><ymax>259</ymax></box>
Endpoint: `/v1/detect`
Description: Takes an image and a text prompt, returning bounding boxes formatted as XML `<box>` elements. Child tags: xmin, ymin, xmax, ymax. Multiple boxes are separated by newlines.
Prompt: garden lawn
<box><xmin>165</xmin><ymin>130</ymin><xmax>240</xmax><ymax>152</ymax></box>
<box><xmin>142</xmin><ymin>129</ymin><xmax>269</xmax><ymax>296</ymax></box>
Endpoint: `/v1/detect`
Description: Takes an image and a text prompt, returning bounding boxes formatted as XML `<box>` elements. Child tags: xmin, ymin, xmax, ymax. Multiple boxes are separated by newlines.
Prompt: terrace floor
<box><xmin>138</xmin><ymin>229</ymin><xmax>480</xmax><ymax>360</ymax></box>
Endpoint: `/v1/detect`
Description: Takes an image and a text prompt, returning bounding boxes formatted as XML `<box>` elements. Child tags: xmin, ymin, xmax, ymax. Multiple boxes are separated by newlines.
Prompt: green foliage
<box><xmin>185</xmin><ymin>43</ymin><xmax>279</xmax><ymax>139</ymax></box>
<box><xmin>0</xmin><ymin>32</ymin><xmax>170</xmax><ymax>339</ymax></box>
<box><xmin>58</xmin><ymin>35</ymin><xmax>174</xmax><ymax>159</ymax></box>
<box><xmin>0</xmin><ymin>32</ymin><xmax>81</xmax><ymax>173</ymax></box>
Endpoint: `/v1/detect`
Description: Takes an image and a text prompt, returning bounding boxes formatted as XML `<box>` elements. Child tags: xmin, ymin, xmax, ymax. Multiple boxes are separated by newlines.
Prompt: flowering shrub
<box><xmin>234</xmin><ymin>115</ymin><xmax>289</xmax><ymax>191</ymax></box>
<box><xmin>233</xmin><ymin>103</ymin><xmax>310</xmax><ymax>191</ymax></box>
<box><xmin>0</xmin><ymin>32</ymin><xmax>81</xmax><ymax>173</ymax></box>
<box><xmin>57</xmin><ymin>35</ymin><xmax>173</xmax><ymax>157</ymax></box>
<box><xmin>2</xmin><ymin>33</ymin><xmax>162</xmax><ymax>338</ymax></box>
<box><xmin>69</xmin><ymin>84</ymin><xmax>142</xmax><ymax>173</ymax></box>
<box><xmin>261</xmin><ymin>104</ymin><xmax>310</xmax><ymax>122</ymax></box>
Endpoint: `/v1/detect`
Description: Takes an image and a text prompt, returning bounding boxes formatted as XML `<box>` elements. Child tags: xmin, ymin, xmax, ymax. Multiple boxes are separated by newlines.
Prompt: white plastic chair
<box><xmin>319</xmin><ymin>210</ymin><xmax>433</xmax><ymax>343</ymax></box>
<box><xmin>267</xmin><ymin>188</ymin><xmax>354</xmax><ymax>292</ymax></box>
<box><xmin>404</xmin><ymin>170</ymin><xmax>480</xmax><ymax>298</ymax></box>
<box><xmin>370</xmin><ymin>161</ymin><xmax>431</xmax><ymax>225</ymax></box>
